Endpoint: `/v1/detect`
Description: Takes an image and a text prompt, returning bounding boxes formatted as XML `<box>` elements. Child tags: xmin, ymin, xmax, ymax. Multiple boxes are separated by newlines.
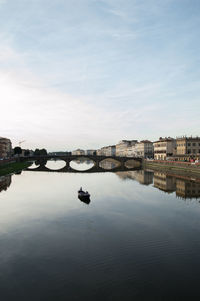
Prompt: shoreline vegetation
<box><xmin>0</xmin><ymin>161</ymin><xmax>32</xmax><ymax>177</ymax></box>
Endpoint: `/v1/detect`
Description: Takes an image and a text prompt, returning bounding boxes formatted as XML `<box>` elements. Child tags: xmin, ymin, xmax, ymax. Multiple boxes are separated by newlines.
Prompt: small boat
<box><xmin>78</xmin><ymin>187</ymin><xmax>90</xmax><ymax>197</ymax></box>
<box><xmin>78</xmin><ymin>187</ymin><xmax>90</xmax><ymax>204</ymax></box>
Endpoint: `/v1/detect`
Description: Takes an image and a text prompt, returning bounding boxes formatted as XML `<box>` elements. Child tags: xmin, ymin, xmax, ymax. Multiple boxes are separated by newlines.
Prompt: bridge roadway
<box><xmin>23</xmin><ymin>155</ymin><xmax>142</xmax><ymax>173</ymax></box>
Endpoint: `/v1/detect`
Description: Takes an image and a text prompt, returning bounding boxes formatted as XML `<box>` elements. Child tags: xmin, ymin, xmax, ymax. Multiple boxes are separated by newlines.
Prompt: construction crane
<box><xmin>18</xmin><ymin>140</ymin><xmax>25</xmax><ymax>147</ymax></box>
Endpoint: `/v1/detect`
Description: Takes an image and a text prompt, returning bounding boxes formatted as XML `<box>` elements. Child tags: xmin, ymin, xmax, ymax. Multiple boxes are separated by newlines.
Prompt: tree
<box><xmin>34</xmin><ymin>148</ymin><xmax>47</xmax><ymax>156</ymax></box>
<box><xmin>14</xmin><ymin>147</ymin><xmax>22</xmax><ymax>156</ymax></box>
<box><xmin>34</xmin><ymin>149</ymin><xmax>40</xmax><ymax>156</ymax></box>
<box><xmin>40</xmin><ymin>148</ymin><xmax>47</xmax><ymax>156</ymax></box>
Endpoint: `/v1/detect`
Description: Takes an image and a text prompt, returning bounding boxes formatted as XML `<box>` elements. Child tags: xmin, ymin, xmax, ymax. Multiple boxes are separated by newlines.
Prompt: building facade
<box><xmin>134</xmin><ymin>140</ymin><xmax>153</xmax><ymax>158</ymax></box>
<box><xmin>72</xmin><ymin>149</ymin><xmax>85</xmax><ymax>156</ymax></box>
<box><xmin>153</xmin><ymin>137</ymin><xmax>176</xmax><ymax>160</ymax></box>
<box><xmin>116</xmin><ymin>140</ymin><xmax>137</xmax><ymax>157</ymax></box>
<box><xmin>86</xmin><ymin>150</ymin><xmax>96</xmax><ymax>155</ymax></box>
<box><xmin>0</xmin><ymin>137</ymin><xmax>12</xmax><ymax>158</ymax></box>
<box><xmin>97</xmin><ymin>145</ymin><xmax>116</xmax><ymax>156</ymax></box>
<box><xmin>176</xmin><ymin>137</ymin><xmax>200</xmax><ymax>159</ymax></box>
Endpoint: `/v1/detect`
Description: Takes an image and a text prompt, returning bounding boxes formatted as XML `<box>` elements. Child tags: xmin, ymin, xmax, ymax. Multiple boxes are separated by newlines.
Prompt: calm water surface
<box><xmin>1</xmin><ymin>163</ymin><xmax>200</xmax><ymax>300</ymax></box>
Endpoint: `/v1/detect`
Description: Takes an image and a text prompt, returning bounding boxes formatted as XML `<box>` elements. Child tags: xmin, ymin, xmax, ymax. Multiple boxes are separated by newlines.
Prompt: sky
<box><xmin>0</xmin><ymin>0</ymin><xmax>200</xmax><ymax>151</ymax></box>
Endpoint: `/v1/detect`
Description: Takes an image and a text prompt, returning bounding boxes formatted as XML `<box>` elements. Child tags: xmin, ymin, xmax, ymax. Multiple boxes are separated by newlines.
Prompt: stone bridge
<box><xmin>22</xmin><ymin>155</ymin><xmax>142</xmax><ymax>173</ymax></box>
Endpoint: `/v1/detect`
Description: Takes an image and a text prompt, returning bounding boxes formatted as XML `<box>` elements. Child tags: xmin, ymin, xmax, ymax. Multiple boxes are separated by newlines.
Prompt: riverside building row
<box><xmin>72</xmin><ymin>140</ymin><xmax>154</xmax><ymax>158</ymax></box>
<box><xmin>72</xmin><ymin>136</ymin><xmax>200</xmax><ymax>161</ymax></box>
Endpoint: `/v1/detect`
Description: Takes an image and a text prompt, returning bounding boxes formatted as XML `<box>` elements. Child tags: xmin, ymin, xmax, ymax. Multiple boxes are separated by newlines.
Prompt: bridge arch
<box><xmin>69</xmin><ymin>156</ymin><xmax>95</xmax><ymax>171</ymax></box>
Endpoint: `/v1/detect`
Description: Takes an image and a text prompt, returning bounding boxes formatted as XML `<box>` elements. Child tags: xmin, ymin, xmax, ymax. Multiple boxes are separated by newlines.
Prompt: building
<box><xmin>153</xmin><ymin>137</ymin><xmax>176</xmax><ymax>160</ymax></box>
<box><xmin>97</xmin><ymin>145</ymin><xmax>116</xmax><ymax>156</ymax></box>
<box><xmin>72</xmin><ymin>149</ymin><xmax>85</xmax><ymax>156</ymax></box>
<box><xmin>86</xmin><ymin>150</ymin><xmax>96</xmax><ymax>155</ymax></box>
<box><xmin>176</xmin><ymin>136</ymin><xmax>200</xmax><ymax>160</ymax></box>
<box><xmin>0</xmin><ymin>137</ymin><xmax>12</xmax><ymax>158</ymax></box>
<box><xmin>126</xmin><ymin>144</ymin><xmax>137</xmax><ymax>157</ymax></box>
<box><xmin>116</xmin><ymin>140</ymin><xmax>137</xmax><ymax>157</ymax></box>
<box><xmin>134</xmin><ymin>140</ymin><xmax>153</xmax><ymax>158</ymax></box>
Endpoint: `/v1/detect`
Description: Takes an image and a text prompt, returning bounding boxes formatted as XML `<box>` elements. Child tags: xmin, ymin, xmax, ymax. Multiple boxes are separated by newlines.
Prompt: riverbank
<box><xmin>144</xmin><ymin>160</ymin><xmax>200</xmax><ymax>178</ymax></box>
<box><xmin>0</xmin><ymin>161</ymin><xmax>32</xmax><ymax>176</ymax></box>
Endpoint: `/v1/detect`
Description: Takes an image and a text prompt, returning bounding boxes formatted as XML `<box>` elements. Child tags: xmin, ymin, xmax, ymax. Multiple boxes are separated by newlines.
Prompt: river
<box><xmin>0</xmin><ymin>159</ymin><xmax>200</xmax><ymax>300</ymax></box>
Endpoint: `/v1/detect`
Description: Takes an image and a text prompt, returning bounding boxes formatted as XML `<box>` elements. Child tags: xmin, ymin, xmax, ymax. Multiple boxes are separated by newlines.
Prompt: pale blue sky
<box><xmin>0</xmin><ymin>0</ymin><xmax>199</xmax><ymax>151</ymax></box>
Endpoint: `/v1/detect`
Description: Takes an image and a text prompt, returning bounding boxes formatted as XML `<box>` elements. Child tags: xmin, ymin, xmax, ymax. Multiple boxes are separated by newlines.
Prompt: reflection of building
<box><xmin>116</xmin><ymin>140</ymin><xmax>137</xmax><ymax>157</ymax></box>
<box><xmin>153</xmin><ymin>172</ymin><xmax>176</xmax><ymax>193</ymax></box>
<box><xmin>116</xmin><ymin>170</ymin><xmax>153</xmax><ymax>185</ymax></box>
<box><xmin>0</xmin><ymin>175</ymin><xmax>12</xmax><ymax>192</ymax></box>
<box><xmin>133</xmin><ymin>170</ymin><xmax>153</xmax><ymax>185</ymax></box>
<box><xmin>99</xmin><ymin>160</ymin><xmax>118</xmax><ymax>169</ymax></box>
<box><xmin>176</xmin><ymin>179</ymin><xmax>200</xmax><ymax>199</ymax></box>
<box><xmin>153</xmin><ymin>137</ymin><xmax>176</xmax><ymax>160</ymax></box>
<box><xmin>0</xmin><ymin>137</ymin><xmax>12</xmax><ymax>158</ymax></box>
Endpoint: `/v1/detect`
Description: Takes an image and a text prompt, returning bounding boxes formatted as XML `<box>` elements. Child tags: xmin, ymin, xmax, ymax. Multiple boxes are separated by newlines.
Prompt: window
<box><xmin>193</xmin><ymin>143</ymin><xmax>196</xmax><ymax>146</ymax></box>
<box><xmin>188</xmin><ymin>143</ymin><xmax>191</xmax><ymax>146</ymax></box>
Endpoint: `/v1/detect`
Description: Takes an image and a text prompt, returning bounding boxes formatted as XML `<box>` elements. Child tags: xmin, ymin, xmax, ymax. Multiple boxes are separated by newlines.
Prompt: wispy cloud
<box><xmin>0</xmin><ymin>0</ymin><xmax>200</xmax><ymax>150</ymax></box>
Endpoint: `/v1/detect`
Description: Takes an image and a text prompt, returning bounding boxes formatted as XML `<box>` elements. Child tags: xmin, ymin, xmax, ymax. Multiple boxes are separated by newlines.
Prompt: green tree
<box><xmin>34</xmin><ymin>148</ymin><xmax>47</xmax><ymax>156</ymax></box>
<box><xmin>34</xmin><ymin>149</ymin><xmax>40</xmax><ymax>156</ymax></box>
<box><xmin>40</xmin><ymin>148</ymin><xmax>47</xmax><ymax>156</ymax></box>
<box><xmin>14</xmin><ymin>146</ymin><xmax>22</xmax><ymax>156</ymax></box>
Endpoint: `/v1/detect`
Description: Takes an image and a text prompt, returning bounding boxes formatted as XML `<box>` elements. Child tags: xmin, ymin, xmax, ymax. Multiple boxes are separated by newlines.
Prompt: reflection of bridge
<box><xmin>26</xmin><ymin>165</ymin><xmax>141</xmax><ymax>173</ymax></box>
<box><xmin>23</xmin><ymin>155</ymin><xmax>142</xmax><ymax>173</ymax></box>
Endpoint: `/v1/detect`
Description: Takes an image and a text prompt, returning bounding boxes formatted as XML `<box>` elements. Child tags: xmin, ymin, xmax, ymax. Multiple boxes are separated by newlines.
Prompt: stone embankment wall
<box><xmin>144</xmin><ymin>159</ymin><xmax>200</xmax><ymax>177</ymax></box>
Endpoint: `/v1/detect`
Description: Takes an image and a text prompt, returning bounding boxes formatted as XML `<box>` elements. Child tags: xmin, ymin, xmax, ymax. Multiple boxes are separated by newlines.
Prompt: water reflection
<box><xmin>70</xmin><ymin>158</ymin><xmax>94</xmax><ymax>171</ymax></box>
<box><xmin>153</xmin><ymin>171</ymin><xmax>176</xmax><ymax>193</ymax></box>
<box><xmin>78</xmin><ymin>195</ymin><xmax>91</xmax><ymax>205</ymax></box>
<box><xmin>0</xmin><ymin>175</ymin><xmax>11</xmax><ymax>192</ymax></box>
<box><xmin>99</xmin><ymin>159</ymin><xmax>118</xmax><ymax>170</ymax></box>
<box><xmin>1</xmin><ymin>166</ymin><xmax>200</xmax><ymax>201</ymax></box>
<box><xmin>1</xmin><ymin>167</ymin><xmax>200</xmax><ymax>300</ymax></box>
<box><xmin>116</xmin><ymin>169</ymin><xmax>200</xmax><ymax>200</ymax></box>
<box><xmin>116</xmin><ymin>170</ymin><xmax>153</xmax><ymax>185</ymax></box>
<box><xmin>45</xmin><ymin>159</ymin><xmax>66</xmax><ymax>170</ymax></box>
